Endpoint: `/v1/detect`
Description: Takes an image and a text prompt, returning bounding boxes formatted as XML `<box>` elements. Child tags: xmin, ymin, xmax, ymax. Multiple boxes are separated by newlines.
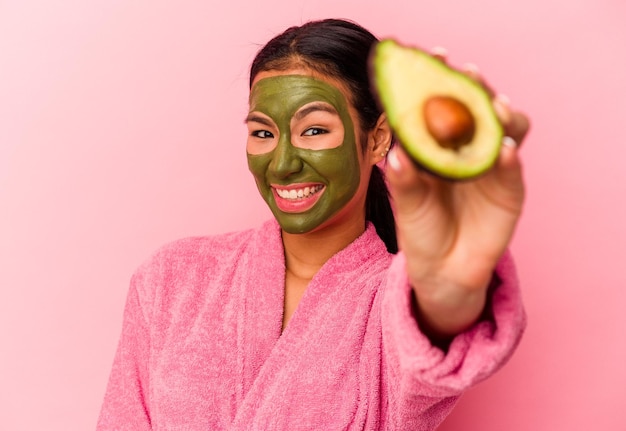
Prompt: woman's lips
<box><xmin>272</xmin><ymin>183</ymin><xmax>325</xmax><ymax>213</ymax></box>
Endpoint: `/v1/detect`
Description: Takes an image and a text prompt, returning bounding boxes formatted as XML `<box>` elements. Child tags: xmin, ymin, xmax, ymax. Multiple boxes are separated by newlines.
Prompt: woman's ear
<box><xmin>368</xmin><ymin>113</ymin><xmax>393</xmax><ymax>165</ymax></box>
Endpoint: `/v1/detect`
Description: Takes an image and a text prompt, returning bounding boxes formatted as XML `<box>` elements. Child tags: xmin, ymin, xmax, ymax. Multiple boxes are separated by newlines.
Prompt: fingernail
<box><xmin>502</xmin><ymin>136</ymin><xmax>517</xmax><ymax>149</ymax></box>
<box><xmin>387</xmin><ymin>146</ymin><xmax>401</xmax><ymax>171</ymax></box>
<box><xmin>495</xmin><ymin>93</ymin><xmax>511</xmax><ymax>106</ymax></box>
<box><xmin>493</xmin><ymin>97</ymin><xmax>512</xmax><ymax>125</ymax></box>
<box><xmin>431</xmin><ymin>46</ymin><xmax>448</xmax><ymax>57</ymax></box>
<box><xmin>463</xmin><ymin>62</ymin><xmax>480</xmax><ymax>74</ymax></box>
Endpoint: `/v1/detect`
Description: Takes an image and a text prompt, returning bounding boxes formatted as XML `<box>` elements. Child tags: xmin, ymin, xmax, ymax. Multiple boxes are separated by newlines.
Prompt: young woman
<box><xmin>98</xmin><ymin>18</ymin><xmax>530</xmax><ymax>430</ymax></box>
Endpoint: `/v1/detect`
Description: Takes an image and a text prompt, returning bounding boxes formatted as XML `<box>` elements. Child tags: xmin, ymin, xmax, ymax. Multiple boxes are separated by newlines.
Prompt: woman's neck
<box><xmin>279</xmin><ymin>212</ymin><xmax>367</xmax><ymax>331</ymax></box>
<box><xmin>281</xmin><ymin>217</ymin><xmax>367</xmax><ymax>280</ymax></box>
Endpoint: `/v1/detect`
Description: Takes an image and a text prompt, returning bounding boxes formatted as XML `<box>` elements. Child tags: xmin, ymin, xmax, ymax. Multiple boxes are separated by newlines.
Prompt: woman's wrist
<box><xmin>410</xmin><ymin>271</ymin><xmax>492</xmax><ymax>342</ymax></box>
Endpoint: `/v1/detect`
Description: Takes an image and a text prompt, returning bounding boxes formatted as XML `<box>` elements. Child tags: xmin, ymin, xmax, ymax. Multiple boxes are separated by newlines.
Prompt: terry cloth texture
<box><xmin>97</xmin><ymin>219</ymin><xmax>526</xmax><ymax>430</ymax></box>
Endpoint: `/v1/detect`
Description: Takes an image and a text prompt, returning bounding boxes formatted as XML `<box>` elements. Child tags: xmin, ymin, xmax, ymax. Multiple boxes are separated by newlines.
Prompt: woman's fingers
<box><xmin>493</xmin><ymin>94</ymin><xmax>512</xmax><ymax>125</ymax></box>
<box><xmin>492</xmin><ymin>94</ymin><xmax>531</xmax><ymax>147</ymax></box>
<box><xmin>506</xmin><ymin>111</ymin><xmax>531</xmax><ymax>147</ymax></box>
<box><xmin>496</xmin><ymin>137</ymin><xmax>524</xmax><ymax>185</ymax></box>
<box><xmin>385</xmin><ymin>145</ymin><xmax>432</xmax><ymax>216</ymax></box>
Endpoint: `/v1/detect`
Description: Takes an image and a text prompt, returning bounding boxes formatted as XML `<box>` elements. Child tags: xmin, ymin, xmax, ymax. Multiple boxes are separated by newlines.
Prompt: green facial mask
<box><xmin>247</xmin><ymin>75</ymin><xmax>361</xmax><ymax>234</ymax></box>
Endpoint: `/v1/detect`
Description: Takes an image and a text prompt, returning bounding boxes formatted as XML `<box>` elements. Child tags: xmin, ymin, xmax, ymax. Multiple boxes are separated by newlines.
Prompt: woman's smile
<box><xmin>271</xmin><ymin>183</ymin><xmax>326</xmax><ymax>213</ymax></box>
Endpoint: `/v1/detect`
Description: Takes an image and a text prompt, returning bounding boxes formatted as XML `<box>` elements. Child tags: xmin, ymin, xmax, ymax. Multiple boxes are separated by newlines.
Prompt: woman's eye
<box><xmin>302</xmin><ymin>127</ymin><xmax>327</xmax><ymax>136</ymax></box>
<box><xmin>252</xmin><ymin>130</ymin><xmax>274</xmax><ymax>139</ymax></box>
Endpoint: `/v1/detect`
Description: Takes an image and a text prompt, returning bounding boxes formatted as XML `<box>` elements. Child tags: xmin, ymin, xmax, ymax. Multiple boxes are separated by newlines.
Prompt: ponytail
<box><xmin>366</xmin><ymin>165</ymin><xmax>397</xmax><ymax>254</ymax></box>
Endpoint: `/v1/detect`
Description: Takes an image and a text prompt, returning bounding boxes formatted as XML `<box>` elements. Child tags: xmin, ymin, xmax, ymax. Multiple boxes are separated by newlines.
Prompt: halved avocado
<box><xmin>369</xmin><ymin>39</ymin><xmax>503</xmax><ymax>180</ymax></box>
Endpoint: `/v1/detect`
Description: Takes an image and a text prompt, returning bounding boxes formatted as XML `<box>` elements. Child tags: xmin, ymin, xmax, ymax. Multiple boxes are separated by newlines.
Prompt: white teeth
<box><xmin>276</xmin><ymin>185</ymin><xmax>322</xmax><ymax>200</ymax></box>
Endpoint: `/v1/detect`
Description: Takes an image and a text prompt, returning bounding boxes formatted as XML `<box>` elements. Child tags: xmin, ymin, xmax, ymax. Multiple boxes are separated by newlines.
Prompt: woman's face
<box><xmin>246</xmin><ymin>69</ymin><xmax>372</xmax><ymax>234</ymax></box>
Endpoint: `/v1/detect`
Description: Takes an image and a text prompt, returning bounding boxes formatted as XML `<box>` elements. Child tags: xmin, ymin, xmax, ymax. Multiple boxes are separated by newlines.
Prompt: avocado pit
<box><xmin>423</xmin><ymin>95</ymin><xmax>475</xmax><ymax>150</ymax></box>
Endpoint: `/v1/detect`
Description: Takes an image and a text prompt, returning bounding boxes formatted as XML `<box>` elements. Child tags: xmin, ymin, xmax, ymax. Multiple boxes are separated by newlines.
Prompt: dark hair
<box><xmin>250</xmin><ymin>18</ymin><xmax>397</xmax><ymax>254</ymax></box>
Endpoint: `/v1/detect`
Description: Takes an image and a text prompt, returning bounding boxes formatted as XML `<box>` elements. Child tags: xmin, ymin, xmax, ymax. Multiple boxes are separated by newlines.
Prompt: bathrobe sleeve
<box><xmin>97</xmin><ymin>258</ymin><xmax>156</xmax><ymax>430</ymax></box>
<box><xmin>380</xmin><ymin>249</ymin><xmax>526</xmax><ymax>428</ymax></box>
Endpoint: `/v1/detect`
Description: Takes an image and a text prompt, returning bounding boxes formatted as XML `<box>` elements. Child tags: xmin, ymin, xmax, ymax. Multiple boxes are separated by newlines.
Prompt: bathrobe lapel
<box><xmin>233</xmin><ymin>221</ymin><xmax>286</xmax><ymax>404</ymax></box>
<box><xmin>232</xmin><ymin>220</ymin><xmax>391</xmax><ymax>429</ymax></box>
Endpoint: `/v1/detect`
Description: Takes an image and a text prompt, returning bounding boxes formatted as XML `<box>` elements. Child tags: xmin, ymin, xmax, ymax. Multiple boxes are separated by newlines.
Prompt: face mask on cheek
<box><xmin>246</xmin><ymin>75</ymin><xmax>361</xmax><ymax>233</ymax></box>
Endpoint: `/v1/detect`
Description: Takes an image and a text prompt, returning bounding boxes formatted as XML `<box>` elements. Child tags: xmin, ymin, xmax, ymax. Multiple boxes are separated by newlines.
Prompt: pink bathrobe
<box><xmin>97</xmin><ymin>219</ymin><xmax>525</xmax><ymax>430</ymax></box>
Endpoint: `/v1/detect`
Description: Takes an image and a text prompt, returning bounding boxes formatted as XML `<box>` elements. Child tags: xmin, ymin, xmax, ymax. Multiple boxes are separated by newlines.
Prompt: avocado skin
<box><xmin>368</xmin><ymin>39</ymin><xmax>503</xmax><ymax>181</ymax></box>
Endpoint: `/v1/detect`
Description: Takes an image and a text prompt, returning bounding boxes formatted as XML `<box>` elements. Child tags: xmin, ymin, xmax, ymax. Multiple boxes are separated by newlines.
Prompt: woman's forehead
<box><xmin>248</xmin><ymin>74</ymin><xmax>351</xmax><ymax>120</ymax></box>
<box><xmin>252</xmin><ymin>67</ymin><xmax>341</xmax><ymax>86</ymax></box>
<box><xmin>251</xmin><ymin>68</ymin><xmax>352</xmax><ymax>101</ymax></box>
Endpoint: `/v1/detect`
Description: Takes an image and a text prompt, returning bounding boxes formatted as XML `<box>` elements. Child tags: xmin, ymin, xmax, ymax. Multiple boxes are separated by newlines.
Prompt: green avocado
<box><xmin>369</xmin><ymin>39</ymin><xmax>503</xmax><ymax>180</ymax></box>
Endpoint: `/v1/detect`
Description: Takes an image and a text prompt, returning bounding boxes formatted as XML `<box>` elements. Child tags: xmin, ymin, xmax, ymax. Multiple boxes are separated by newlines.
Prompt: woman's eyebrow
<box><xmin>244</xmin><ymin>113</ymin><xmax>273</xmax><ymax>127</ymax></box>
<box><xmin>293</xmin><ymin>102</ymin><xmax>338</xmax><ymax>121</ymax></box>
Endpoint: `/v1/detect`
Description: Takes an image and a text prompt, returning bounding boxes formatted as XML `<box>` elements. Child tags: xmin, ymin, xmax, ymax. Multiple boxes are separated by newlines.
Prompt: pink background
<box><xmin>1</xmin><ymin>0</ymin><xmax>625</xmax><ymax>429</ymax></box>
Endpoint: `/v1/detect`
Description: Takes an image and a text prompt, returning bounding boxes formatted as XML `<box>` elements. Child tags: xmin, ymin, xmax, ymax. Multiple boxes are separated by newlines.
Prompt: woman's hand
<box><xmin>384</xmin><ymin>51</ymin><xmax>531</xmax><ymax>341</ymax></box>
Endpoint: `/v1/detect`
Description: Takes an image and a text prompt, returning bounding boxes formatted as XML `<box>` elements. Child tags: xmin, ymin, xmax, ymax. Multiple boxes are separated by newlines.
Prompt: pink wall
<box><xmin>1</xmin><ymin>0</ymin><xmax>624</xmax><ymax>429</ymax></box>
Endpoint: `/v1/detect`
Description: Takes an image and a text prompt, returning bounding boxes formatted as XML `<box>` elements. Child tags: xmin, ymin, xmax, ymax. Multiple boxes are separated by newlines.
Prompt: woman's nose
<box><xmin>269</xmin><ymin>135</ymin><xmax>303</xmax><ymax>178</ymax></box>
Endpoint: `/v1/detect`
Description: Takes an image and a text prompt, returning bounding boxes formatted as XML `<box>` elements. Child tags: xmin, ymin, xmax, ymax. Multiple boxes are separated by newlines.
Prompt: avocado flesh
<box><xmin>370</xmin><ymin>39</ymin><xmax>503</xmax><ymax>180</ymax></box>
